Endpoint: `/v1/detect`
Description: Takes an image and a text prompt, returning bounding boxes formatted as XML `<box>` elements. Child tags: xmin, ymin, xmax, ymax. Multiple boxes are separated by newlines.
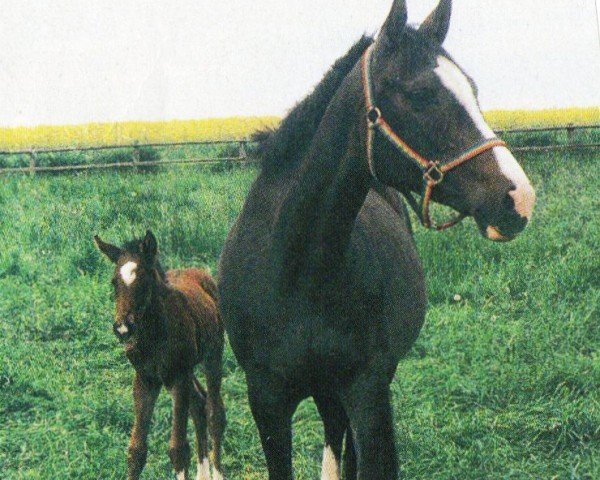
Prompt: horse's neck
<box><xmin>138</xmin><ymin>281</ymin><xmax>168</xmax><ymax>340</ymax></box>
<box><xmin>274</xmin><ymin>69</ymin><xmax>371</xmax><ymax>287</ymax></box>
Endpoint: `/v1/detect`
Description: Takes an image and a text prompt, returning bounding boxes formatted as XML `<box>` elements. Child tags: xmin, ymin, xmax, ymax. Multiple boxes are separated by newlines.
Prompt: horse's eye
<box><xmin>406</xmin><ymin>88</ymin><xmax>436</xmax><ymax>108</ymax></box>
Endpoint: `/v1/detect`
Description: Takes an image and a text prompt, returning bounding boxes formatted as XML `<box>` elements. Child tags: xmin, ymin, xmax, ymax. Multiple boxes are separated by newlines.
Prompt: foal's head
<box><xmin>94</xmin><ymin>230</ymin><xmax>163</xmax><ymax>341</ymax></box>
<box><xmin>367</xmin><ymin>0</ymin><xmax>535</xmax><ymax>240</ymax></box>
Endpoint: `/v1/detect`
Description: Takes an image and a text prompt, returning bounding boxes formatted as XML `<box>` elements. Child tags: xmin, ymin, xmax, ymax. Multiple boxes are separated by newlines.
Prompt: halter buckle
<box><xmin>367</xmin><ymin>107</ymin><xmax>382</xmax><ymax>127</ymax></box>
<box><xmin>424</xmin><ymin>162</ymin><xmax>444</xmax><ymax>185</ymax></box>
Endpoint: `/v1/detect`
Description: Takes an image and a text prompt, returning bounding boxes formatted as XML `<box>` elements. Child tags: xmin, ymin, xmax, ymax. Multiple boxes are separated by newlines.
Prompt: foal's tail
<box><xmin>197</xmin><ymin>270</ymin><xmax>220</xmax><ymax>304</ymax></box>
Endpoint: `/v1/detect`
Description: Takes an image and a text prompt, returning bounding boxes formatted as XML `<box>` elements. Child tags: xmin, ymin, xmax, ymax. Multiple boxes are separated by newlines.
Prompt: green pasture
<box><xmin>0</xmin><ymin>148</ymin><xmax>598</xmax><ymax>479</ymax></box>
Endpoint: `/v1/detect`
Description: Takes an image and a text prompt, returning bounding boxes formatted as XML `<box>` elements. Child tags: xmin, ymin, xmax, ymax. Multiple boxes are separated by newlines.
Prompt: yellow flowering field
<box><xmin>484</xmin><ymin>107</ymin><xmax>599</xmax><ymax>130</ymax></box>
<box><xmin>0</xmin><ymin>116</ymin><xmax>280</xmax><ymax>152</ymax></box>
<box><xmin>0</xmin><ymin>108</ymin><xmax>597</xmax><ymax>151</ymax></box>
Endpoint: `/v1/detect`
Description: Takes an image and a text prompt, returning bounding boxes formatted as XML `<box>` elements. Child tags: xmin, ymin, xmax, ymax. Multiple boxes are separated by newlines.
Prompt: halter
<box><xmin>361</xmin><ymin>44</ymin><xmax>507</xmax><ymax>230</ymax></box>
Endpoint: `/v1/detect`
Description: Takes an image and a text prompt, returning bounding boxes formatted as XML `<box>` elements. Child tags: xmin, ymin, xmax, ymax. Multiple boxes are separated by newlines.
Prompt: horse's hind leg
<box><xmin>168</xmin><ymin>375</ymin><xmax>193</xmax><ymax>479</ymax></box>
<box><xmin>314</xmin><ymin>394</ymin><xmax>352</xmax><ymax>480</ymax></box>
<box><xmin>343</xmin><ymin>426</ymin><xmax>357</xmax><ymax>480</ymax></box>
<box><xmin>340</xmin><ymin>375</ymin><xmax>398</xmax><ymax>480</ymax></box>
<box><xmin>205</xmin><ymin>353</ymin><xmax>226</xmax><ymax>479</ymax></box>
<box><xmin>190</xmin><ymin>376</ymin><xmax>210</xmax><ymax>480</ymax></box>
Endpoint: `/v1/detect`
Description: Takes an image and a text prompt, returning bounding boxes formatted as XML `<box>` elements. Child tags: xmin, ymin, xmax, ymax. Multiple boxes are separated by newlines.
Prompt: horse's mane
<box><xmin>254</xmin><ymin>35</ymin><xmax>374</xmax><ymax>174</ymax></box>
<box><xmin>122</xmin><ymin>238</ymin><xmax>167</xmax><ymax>280</ymax></box>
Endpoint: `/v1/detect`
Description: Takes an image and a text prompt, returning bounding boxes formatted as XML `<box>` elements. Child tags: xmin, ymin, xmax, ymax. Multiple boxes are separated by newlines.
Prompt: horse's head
<box><xmin>366</xmin><ymin>0</ymin><xmax>535</xmax><ymax>240</ymax></box>
<box><xmin>94</xmin><ymin>230</ymin><xmax>160</xmax><ymax>341</ymax></box>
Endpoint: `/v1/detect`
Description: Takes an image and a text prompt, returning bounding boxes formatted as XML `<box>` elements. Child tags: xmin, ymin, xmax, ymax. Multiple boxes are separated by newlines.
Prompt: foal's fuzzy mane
<box><xmin>254</xmin><ymin>35</ymin><xmax>374</xmax><ymax>174</ymax></box>
<box><xmin>122</xmin><ymin>238</ymin><xmax>167</xmax><ymax>280</ymax></box>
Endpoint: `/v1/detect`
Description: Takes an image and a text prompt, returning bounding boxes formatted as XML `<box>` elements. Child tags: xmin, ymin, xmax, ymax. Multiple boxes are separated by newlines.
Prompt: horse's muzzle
<box><xmin>113</xmin><ymin>315</ymin><xmax>136</xmax><ymax>342</ymax></box>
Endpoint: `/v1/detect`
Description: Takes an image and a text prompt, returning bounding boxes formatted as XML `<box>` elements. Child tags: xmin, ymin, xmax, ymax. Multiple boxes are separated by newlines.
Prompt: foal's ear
<box><xmin>379</xmin><ymin>0</ymin><xmax>408</xmax><ymax>48</ymax></box>
<box><xmin>94</xmin><ymin>235</ymin><xmax>122</xmax><ymax>263</ymax></box>
<box><xmin>140</xmin><ymin>230</ymin><xmax>158</xmax><ymax>264</ymax></box>
<box><xmin>418</xmin><ymin>0</ymin><xmax>452</xmax><ymax>45</ymax></box>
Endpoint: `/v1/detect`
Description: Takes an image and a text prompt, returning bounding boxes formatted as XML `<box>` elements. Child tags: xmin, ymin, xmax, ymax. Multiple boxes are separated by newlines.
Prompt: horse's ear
<box><xmin>94</xmin><ymin>235</ymin><xmax>122</xmax><ymax>263</ymax></box>
<box><xmin>379</xmin><ymin>0</ymin><xmax>408</xmax><ymax>48</ymax></box>
<box><xmin>419</xmin><ymin>0</ymin><xmax>452</xmax><ymax>44</ymax></box>
<box><xmin>140</xmin><ymin>230</ymin><xmax>158</xmax><ymax>264</ymax></box>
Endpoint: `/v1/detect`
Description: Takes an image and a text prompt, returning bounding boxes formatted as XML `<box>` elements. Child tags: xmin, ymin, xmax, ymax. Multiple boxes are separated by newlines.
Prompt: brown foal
<box><xmin>95</xmin><ymin>230</ymin><xmax>226</xmax><ymax>480</ymax></box>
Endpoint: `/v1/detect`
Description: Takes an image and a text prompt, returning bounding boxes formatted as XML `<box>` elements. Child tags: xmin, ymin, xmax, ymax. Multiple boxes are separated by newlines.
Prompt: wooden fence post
<box><xmin>566</xmin><ymin>123</ymin><xmax>575</xmax><ymax>144</ymax></box>
<box><xmin>29</xmin><ymin>150</ymin><xmax>37</xmax><ymax>176</ymax></box>
<box><xmin>132</xmin><ymin>142</ymin><xmax>140</xmax><ymax>171</ymax></box>
<box><xmin>239</xmin><ymin>140</ymin><xmax>248</xmax><ymax>160</ymax></box>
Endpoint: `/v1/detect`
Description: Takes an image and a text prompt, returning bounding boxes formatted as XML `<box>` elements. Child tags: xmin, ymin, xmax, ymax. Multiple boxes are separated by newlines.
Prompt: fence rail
<box><xmin>0</xmin><ymin>123</ymin><xmax>598</xmax><ymax>175</ymax></box>
<box><xmin>0</xmin><ymin>139</ymin><xmax>245</xmax><ymax>156</ymax></box>
<box><xmin>495</xmin><ymin>124</ymin><xmax>600</xmax><ymax>135</ymax></box>
<box><xmin>0</xmin><ymin>139</ymin><xmax>252</xmax><ymax>175</ymax></box>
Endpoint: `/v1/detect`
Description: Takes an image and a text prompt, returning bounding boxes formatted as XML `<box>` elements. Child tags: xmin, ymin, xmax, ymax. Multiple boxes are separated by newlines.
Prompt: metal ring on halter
<box><xmin>367</xmin><ymin>107</ymin><xmax>382</xmax><ymax>127</ymax></box>
<box><xmin>423</xmin><ymin>162</ymin><xmax>444</xmax><ymax>185</ymax></box>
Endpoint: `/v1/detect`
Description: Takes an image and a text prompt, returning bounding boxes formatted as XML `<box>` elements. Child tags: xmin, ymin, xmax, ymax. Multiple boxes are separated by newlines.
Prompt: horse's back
<box><xmin>167</xmin><ymin>268</ymin><xmax>221</xmax><ymax>324</ymax></box>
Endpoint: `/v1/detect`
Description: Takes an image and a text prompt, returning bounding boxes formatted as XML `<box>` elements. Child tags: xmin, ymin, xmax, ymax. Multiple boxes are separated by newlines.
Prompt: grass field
<box><xmin>0</xmin><ymin>107</ymin><xmax>597</xmax><ymax>151</ymax></box>
<box><xmin>1</xmin><ymin>148</ymin><xmax>599</xmax><ymax>479</ymax></box>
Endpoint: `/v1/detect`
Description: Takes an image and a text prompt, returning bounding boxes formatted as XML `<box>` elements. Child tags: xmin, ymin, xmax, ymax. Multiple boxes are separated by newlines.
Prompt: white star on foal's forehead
<box><xmin>119</xmin><ymin>261</ymin><xmax>138</xmax><ymax>286</ymax></box>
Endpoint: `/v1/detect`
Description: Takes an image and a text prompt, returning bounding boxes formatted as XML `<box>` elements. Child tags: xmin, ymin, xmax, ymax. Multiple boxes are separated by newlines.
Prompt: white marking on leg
<box><xmin>212</xmin><ymin>468</ymin><xmax>223</xmax><ymax>480</ymax></box>
<box><xmin>120</xmin><ymin>261</ymin><xmax>138</xmax><ymax>286</ymax></box>
<box><xmin>434</xmin><ymin>56</ymin><xmax>535</xmax><ymax>219</ymax></box>
<box><xmin>321</xmin><ymin>445</ymin><xmax>340</xmax><ymax>480</ymax></box>
<box><xmin>116</xmin><ymin>324</ymin><xmax>129</xmax><ymax>334</ymax></box>
<box><xmin>196</xmin><ymin>457</ymin><xmax>210</xmax><ymax>480</ymax></box>
<box><xmin>176</xmin><ymin>470</ymin><xmax>187</xmax><ymax>480</ymax></box>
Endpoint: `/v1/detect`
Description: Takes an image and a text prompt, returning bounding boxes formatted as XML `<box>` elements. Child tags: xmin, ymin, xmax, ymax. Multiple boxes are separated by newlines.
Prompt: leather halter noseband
<box><xmin>361</xmin><ymin>44</ymin><xmax>507</xmax><ymax>230</ymax></box>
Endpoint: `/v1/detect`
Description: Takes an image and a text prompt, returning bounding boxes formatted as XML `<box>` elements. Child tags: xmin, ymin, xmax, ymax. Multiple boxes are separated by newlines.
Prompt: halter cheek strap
<box><xmin>361</xmin><ymin>44</ymin><xmax>507</xmax><ymax>230</ymax></box>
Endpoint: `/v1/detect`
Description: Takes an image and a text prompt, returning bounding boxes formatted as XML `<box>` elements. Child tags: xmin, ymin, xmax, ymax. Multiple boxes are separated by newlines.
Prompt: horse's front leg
<box><xmin>128</xmin><ymin>373</ymin><xmax>160</xmax><ymax>480</ymax></box>
<box><xmin>247</xmin><ymin>374</ymin><xmax>298</xmax><ymax>480</ymax></box>
<box><xmin>168</xmin><ymin>373</ymin><xmax>193</xmax><ymax>479</ymax></box>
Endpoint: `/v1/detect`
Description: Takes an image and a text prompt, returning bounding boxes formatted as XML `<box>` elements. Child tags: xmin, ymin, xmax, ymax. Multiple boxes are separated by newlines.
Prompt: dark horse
<box><xmin>95</xmin><ymin>231</ymin><xmax>226</xmax><ymax>480</ymax></box>
<box><xmin>219</xmin><ymin>1</ymin><xmax>535</xmax><ymax>478</ymax></box>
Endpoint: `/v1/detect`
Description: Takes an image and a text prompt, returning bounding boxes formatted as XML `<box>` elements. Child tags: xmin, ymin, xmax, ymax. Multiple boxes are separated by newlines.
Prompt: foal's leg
<box><xmin>190</xmin><ymin>376</ymin><xmax>210</xmax><ymax>480</ymax></box>
<box><xmin>341</xmin><ymin>376</ymin><xmax>398</xmax><ymax>480</ymax></box>
<box><xmin>205</xmin><ymin>352</ymin><xmax>226</xmax><ymax>479</ymax></box>
<box><xmin>247</xmin><ymin>376</ymin><xmax>297</xmax><ymax>480</ymax></box>
<box><xmin>128</xmin><ymin>373</ymin><xmax>160</xmax><ymax>480</ymax></box>
<box><xmin>313</xmin><ymin>394</ymin><xmax>348</xmax><ymax>480</ymax></box>
<box><xmin>168</xmin><ymin>375</ymin><xmax>193</xmax><ymax>479</ymax></box>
